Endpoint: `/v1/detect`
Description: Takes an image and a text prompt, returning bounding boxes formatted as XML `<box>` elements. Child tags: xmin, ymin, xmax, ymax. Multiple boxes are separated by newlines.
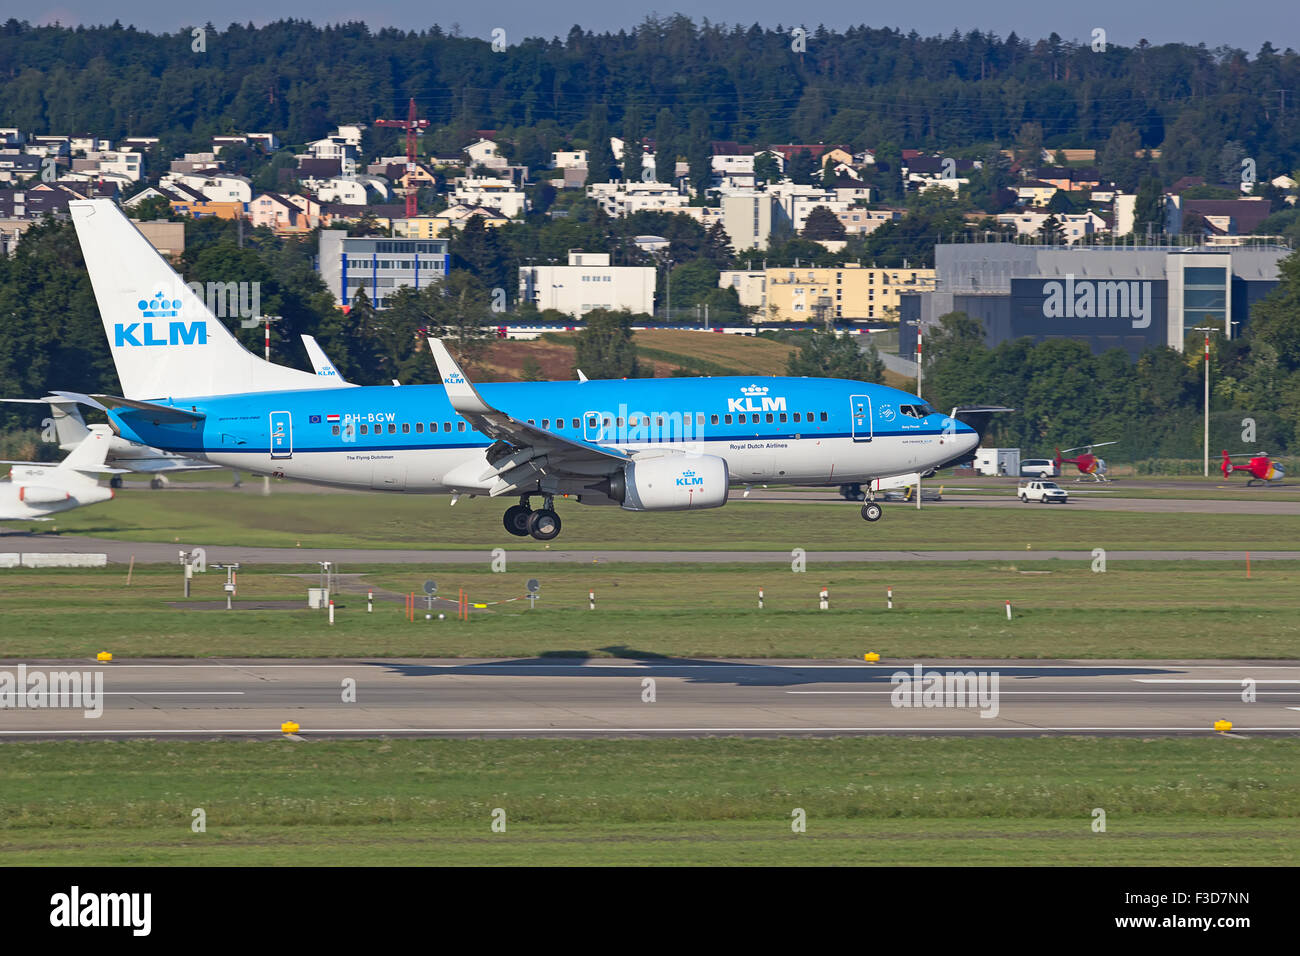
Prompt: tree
<box><xmin>754</xmin><ymin>150</ymin><xmax>782</xmax><ymax>185</ymax></box>
<box><xmin>653</xmin><ymin>109</ymin><xmax>677</xmax><ymax>184</ymax></box>
<box><xmin>1133</xmin><ymin>175</ymin><xmax>1165</xmax><ymax>238</ymax></box>
<box><xmin>1098</xmin><ymin>122</ymin><xmax>1143</xmax><ymax>192</ymax></box>
<box><xmin>574</xmin><ymin>309</ymin><xmax>639</xmax><ymax>378</ymax></box>
<box><xmin>1038</xmin><ymin>214</ymin><xmax>1066</xmax><ymax>244</ymax></box>
<box><xmin>622</xmin><ymin>105</ymin><xmax>644</xmax><ymax>183</ymax></box>
<box><xmin>802</xmin><ymin>205</ymin><xmax>847</xmax><ymax>241</ymax></box>
<box><xmin>127</xmin><ymin>195</ymin><xmax>175</xmax><ymax>221</ymax></box>
<box><xmin>786</xmin><ymin>148</ymin><xmax>816</xmax><ymax>185</ymax></box>
<box><xmin>1248</xmin><ymin>250</ymin><xmax>1300</xmax><ymax>371</ymax></box>
<box><xmin>585</xmin><ymin>103</ymin><xmax>615</xmax><ymax>184</ymax></box>
<box><xmin>787</xmin><ymin>331</ymin><xmax>883</xmax><ymax>382</ymax></box>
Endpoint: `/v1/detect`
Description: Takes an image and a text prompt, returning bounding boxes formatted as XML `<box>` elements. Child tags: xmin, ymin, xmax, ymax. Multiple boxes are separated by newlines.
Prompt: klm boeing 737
<box><xmin>66</xmin><ymin>199</ymin><xmax>980</xmax><ymax>540</ymax></box>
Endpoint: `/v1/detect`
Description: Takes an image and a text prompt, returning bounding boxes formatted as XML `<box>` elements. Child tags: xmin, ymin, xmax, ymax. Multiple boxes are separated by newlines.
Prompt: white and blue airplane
<box><xmin>66</xmin><ymin>198</ymin><xmax>980</xmax><ymax>540</ymax></box>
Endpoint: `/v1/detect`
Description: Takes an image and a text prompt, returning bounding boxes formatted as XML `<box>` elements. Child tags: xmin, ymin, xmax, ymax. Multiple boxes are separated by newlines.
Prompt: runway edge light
<box><xmin>96</xmin><ymin>651</ymin><xmax>112</xmax><ymax>662</ymax></box>
<box><xmin>281</xmin><ymin>721</ymin><xmax>300</xmax><ymax>734</ymax></box>
<box><xmin>1214</xmin><ymin>719</ymin><xmax>1233</xmax><ymax>733</ymax></box>
<box><xmin>863</xmin><ymin>652</ymin><xmax>880</xmax><ymax>662</ymax></box>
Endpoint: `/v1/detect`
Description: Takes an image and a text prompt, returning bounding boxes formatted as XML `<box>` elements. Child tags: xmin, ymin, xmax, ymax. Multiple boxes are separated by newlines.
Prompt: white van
<box><xmin>1020</xmin><ymin>458</ymin><xmax>1058</xmax><ymax>478</ymax></box>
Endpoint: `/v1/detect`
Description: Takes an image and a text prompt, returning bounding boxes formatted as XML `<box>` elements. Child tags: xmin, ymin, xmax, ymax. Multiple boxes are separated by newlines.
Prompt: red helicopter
<box><xmin>1221</xmin><ymin>450</ymin><xmax>1286</xmax><ymax>486</ymax></box>
<box><xmin>1054</xmin><ymin>442</ymin><xmax>1118</xmax><ymax>482</ymax></box>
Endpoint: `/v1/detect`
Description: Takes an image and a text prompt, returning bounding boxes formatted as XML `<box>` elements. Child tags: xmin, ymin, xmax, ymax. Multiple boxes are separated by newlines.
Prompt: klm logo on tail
<box><xmin>115</xmin><ymin>294</ymin><xmax>206</xmax><ymax>347</ymax></box>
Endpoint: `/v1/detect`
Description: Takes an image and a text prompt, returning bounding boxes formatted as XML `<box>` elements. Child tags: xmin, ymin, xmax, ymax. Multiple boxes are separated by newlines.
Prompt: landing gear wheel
<box><xmin>109</xmin><ymin>476</ymin><xmax>123</xmax><ymax>489</ymax></box>
<box><xmin>527</xmin><ymin>508</ymin><xmax>561</xmax><ymax>540</ymax></box>
<box><xmin>503</xmin><ymin>505</ymin><xmax>532</xmax><ymax>537</ymax></box>
<box><xmin>861</xmin><ymin>502</ymin><xmax>883</xmax><ymax>522</ymax></box>
<box><xmin>149</xmin><ymin>477</ymin><xmax>164</xmax><ymax>490</ymax></box>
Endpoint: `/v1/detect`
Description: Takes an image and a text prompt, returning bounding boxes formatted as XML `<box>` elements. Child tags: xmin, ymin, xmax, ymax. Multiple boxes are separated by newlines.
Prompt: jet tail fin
<box><xmin>69</xmin><ymin>199</ymin><xmax>326</xmax><ymax>400</ymax></box>
<box><xmin>56</xmin><ymin>427</ymin><xmax>114</xmax><ymax>475</ymax></box>
<box><xmin>300</xmin><ymin>334</ymin><xmax>352</xmax><ymax>386</ymax></box>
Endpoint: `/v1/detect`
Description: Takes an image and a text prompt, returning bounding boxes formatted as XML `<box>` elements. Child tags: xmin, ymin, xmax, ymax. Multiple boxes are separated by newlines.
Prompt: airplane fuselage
<box><xmin>107</xmin><ymin>376</ymin><xmax>978</xmax><ymax>499</ymax></box>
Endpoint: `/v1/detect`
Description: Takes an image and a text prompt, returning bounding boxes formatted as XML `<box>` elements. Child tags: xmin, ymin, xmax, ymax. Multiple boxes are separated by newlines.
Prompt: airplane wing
<box><xmin>426</xmin><ymin>336</ymin><xmax>630</xmax><ymax>497</ymax></box>
<box><xmin>50</xmin><ymin>391</ymin><xmax>206</xmax><ymax>426</ymax></box>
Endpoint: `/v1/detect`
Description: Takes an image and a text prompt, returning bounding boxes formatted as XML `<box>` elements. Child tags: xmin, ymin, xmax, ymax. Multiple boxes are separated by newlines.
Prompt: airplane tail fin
<box><xmin>69</xmin><ymin>199</ymin><xmax>326</xmax><ymax>400</ymax></box>
<box><xmin>56</xmin><ymin>426</ymin><xmax>114</xmax><ymax>476</ymax></box>
<box><xmin>49</xmin><ymin>400</ymin><xmax>90</xmax><ymax>450</ymax></box>
<box><xmin>300</xmin><ymin>334</ymin><xmax>352</xmax><ymax>386</ymax></box>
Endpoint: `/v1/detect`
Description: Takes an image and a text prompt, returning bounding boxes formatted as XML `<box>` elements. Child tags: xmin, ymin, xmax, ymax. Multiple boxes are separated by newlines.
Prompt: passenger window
<box><xmin>697</xmin><ymin>413</ymin><xmax>705</xmax><ymax>427</ymax></box>
<box><xmin>572</xmin><ymin>418</ymin><xmax>580</xmax><ymax>429</ymax></box>
<box><xmin>766</xmin><ymin>413</ymin><xmax>774</xmax><ymax>424</ymax></box>
<box><xmin>444</xmin><ymin>422</ymin><xmax>452</xmax><ymax>432</ymax></box>
<box><xmin>528</xmin><ymin>419</ymin><xmax>535</xmax><ymax>425</ymax></box>
<box><xmin>457</xmin><ymin>422</ymin><xmax>465</xmax><ymax>432</ymax></box>
<box><xmin>656</xmin><ymin>417</ymin><xmax>664</xmax><ymax>427</ymax></box>
<box><xmin>402</xmin><ymin>423</ymin><xmax>410</xmax><ymax>433</ymax></box>
<box><xmin>542</xmin><ymin>419</ymin><xmax>549</xmax><ymax>429</ymax></box>
<box><xmin>332</xmin><ymin>425</ymin><xmax>340</xmax><ymax>436</ymax></box>
<box><xmin>360</xmin><ymin>424</ymin><xmax>368</xmax><ymax>435</ymax></box>
<box><xmin>738</xmin><ymin>414</ymin><xmax>747</xmax><ymax>423</ymax></box>
<box><xmin>387</xmin><ymin>423</ymin><xmax>396</xmax><ymax>434</ymax></box>
<box><xmin>603</xmin><ymin>417</ymin><xmax>610</xmax><ymax>427</ymax></box>
<box><xmin>820</xmin><ymin>412</ymin><xmax>828</xmax><ymax>422</ymax></box>
<box><xmin>779</xmin><ymin>413</ymin><xmax>787</xmax><ymax>423</ymax></box>
<box><xmin>710</xmin><ymin>414</ymin><xmax>719</xmax><ymax>425</ymax></box>
<box><xmin>429</xmin><ymin>423</ymin><xmax>437</xmax><ymax>432</ymax></box>
<box><xmin>793</xmin><ymin>413</ymin><xmax>801</xmax><ymax>423</ymax></box>
<box><xmin>724</xmin><ymin>414</ymin><xmax>733</xmax><ymax>424</ymax></box>
<box><xmin>415</xmin><ymin>422</ymin><xmax>423</xmax><ymax>433</ymax></box>
<box><xmin>616</xmin><ymin>417</ymin><xmax>624</xmax><ymax>427</ymax></box>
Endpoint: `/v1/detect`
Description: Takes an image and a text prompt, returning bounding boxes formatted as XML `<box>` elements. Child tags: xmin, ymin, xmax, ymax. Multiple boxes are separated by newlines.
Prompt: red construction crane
<box><xmin>375</xmin><ymin>98</ymin><xmax>430</xmax><ymax>218</ymax></box>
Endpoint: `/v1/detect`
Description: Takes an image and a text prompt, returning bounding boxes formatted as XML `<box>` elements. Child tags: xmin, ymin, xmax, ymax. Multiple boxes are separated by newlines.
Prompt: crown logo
<box><xmin>137</xmin><ymin>292</ymin><xmax>182</xmax><ymax>318</ymax></box>
<box><xmin>740</xmin><ymin>384</ymin><xmax>768</xmax><ymax>396</ymax></box>
<box><xmin>682</xmin><ymin>470</ymin><xmax>696</xmax><ymax>476</ymax></box>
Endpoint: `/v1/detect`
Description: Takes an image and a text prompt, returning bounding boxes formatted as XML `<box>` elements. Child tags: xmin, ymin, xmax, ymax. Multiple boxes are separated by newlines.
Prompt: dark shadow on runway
<box><xmin>365</xmin><ymin>654</ymin><xmax>1183</xmax><ymax>687</ymax></box>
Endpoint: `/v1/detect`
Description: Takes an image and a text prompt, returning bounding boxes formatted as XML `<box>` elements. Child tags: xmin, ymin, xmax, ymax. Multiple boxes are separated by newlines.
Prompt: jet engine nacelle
<box><xmin>610</xmin><ymin>455</ymin><xmax>729</xmax><ymax>511</ymax></box>
<box><xmin>17</xmin><ymin>485</ymin><xmax>70</xmax><ymax>504</ymax></box>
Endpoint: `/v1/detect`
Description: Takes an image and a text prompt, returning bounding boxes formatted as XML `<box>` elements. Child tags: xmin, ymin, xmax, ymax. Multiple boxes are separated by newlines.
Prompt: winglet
<box><xmin>426</xmin><ymin>337</ymin><xmax>493</xmax><ymax>416</ymax></box>
<box><xmin>577</xmin><ymin>369</ymin><xmax>589</xmax><ymax>383</ymax></box>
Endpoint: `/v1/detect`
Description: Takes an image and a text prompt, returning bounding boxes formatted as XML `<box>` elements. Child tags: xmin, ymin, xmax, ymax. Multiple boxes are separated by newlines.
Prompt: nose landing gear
<box><xmin>502</xmin><ymin>495</ymin><xmax>563</xmax><ymax>540</ymax></box>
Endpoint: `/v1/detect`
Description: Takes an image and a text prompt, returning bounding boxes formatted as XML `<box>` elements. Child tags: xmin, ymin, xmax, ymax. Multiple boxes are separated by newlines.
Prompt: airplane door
<box><xmin>269</xmin><ymin>411</ymin><xmax>293</xmax><ymax>459</ymax></box>
<box><xmin>583</xmin><ymin>411</ymin><xmax>606</xmax><ymax>443</ymax></box>
<box><xmin>849</xmin><ymin>394</ymin><xmax>872</xmax><ymax>442</ymax></box>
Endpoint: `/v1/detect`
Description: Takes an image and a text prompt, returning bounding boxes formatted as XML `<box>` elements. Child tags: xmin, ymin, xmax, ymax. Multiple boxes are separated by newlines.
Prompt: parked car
<box><xmin>1020</xmin><ymin>458</ymin><xmax>1058</xmax><ymax>478</ymax></box>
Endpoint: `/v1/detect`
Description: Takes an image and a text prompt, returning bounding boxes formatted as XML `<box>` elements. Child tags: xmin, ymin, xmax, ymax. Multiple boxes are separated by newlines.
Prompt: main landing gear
<box><xmin>503</xmin><ymin>495</ymin><xmax>562</xmax><ymax>541</ymax></box>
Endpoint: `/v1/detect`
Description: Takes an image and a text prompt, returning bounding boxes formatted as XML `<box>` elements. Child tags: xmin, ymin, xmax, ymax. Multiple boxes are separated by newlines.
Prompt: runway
<box><xmin>3</xmin><ymin>657</ymin><xmax>1298</xmax><ymax>739</ymax></box>
<box><xmin>2</xmin><ymin>535</ymin><xmax>1298</xmax><ymax>565</ymax></box>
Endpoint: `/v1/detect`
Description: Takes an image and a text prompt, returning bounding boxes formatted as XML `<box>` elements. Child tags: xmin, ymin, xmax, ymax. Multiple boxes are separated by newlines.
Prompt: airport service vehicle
<box><xmin>1018</xmin><ymin>480</ymin><xmax>1069</xmax><ymax>504</ymax></box>
<box><xmin>67</xmin><ymin>199</ymin><xmax>981</xmax><ymax>539</ymax></box>
<box><xmin>1054</xmin><ymin>442</ymin><xmax>1117</xmax><ymax>482</ymax></box>
<box><xmin>1221</xmin><ymin>450</ymin><xmax>1286</xmax><ymax>486</ymax></box>
<box><xmin>975</xmin><ymin>447</ymin><xmax>1021</xmax><ymax>476</ymax></box>
<box><xmin>1018</xmin><ymin>458</ymin><xmax>1056</xmax><ymax>478</ymax></box>
<box><xmin>1</xmin><ymin>396</ymin><xmax>225</xmax><ymax>488</ymax></box>
<box><xmin>0</xmin><ymin>427</ymin><xmax>115</xmax><ymax>520</ymax></box>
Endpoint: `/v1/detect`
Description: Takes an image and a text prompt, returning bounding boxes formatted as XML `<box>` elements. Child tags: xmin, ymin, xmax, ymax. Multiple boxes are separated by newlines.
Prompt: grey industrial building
<box><xmin>900</xmin><ymin>241</ymin><xmax>1289</xmax><ymax>359</ymax></box>
<box><xmin>317</xmin><ymin>230</ymin><xmax>450</xmax><ymax>309</ymax></box>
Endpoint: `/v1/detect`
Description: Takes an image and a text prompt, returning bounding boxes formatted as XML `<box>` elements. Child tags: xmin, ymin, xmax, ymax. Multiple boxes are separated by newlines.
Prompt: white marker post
<box><xmin>819</xmin><ymin>587</ymin><xmax>829</xmax><ymax>611</ymax></box>
<box><xmin>758</xmin><ymin>587</ymin><xmax>765</xmax><ymax>610</ymax></box>
<box><xmin>1005</xmin><ymin>600</ymin><xmax>1012</xmax><ymax>620</ymax></box>
<box><xmin>589</xmin><ymin>590</ymin><xmax>595</xmax><ymax>611</ymax></box>
<box><xmin>368</xmin><ymin>590</ymin><xmax>373</xmax><ymax>614</ymax></box>
<box><xmin>329</xmin><ymin>600</ymin><xmax>335</xmax><ymax>625</ymax></box>
<box><xmin>887</xmin><ymin>586</ymin><xmax>893</xmax><ymax>610</ymax></box>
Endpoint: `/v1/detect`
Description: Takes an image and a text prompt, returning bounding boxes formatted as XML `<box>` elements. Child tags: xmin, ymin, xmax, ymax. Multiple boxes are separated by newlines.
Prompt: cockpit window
<box><xmin>900</xmin><ymin>403</ymin><xmax>937</xmax><ymax>418</ymax></box>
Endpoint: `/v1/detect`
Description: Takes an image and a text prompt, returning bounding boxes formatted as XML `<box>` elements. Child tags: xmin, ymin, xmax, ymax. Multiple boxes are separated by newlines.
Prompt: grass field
<box><xmin>2</xmin><ymin>738</ymin><xmax>1296</xmax><ymax>865</ymax></box>
<box><xmin>7</xmin><ymin>488</ymin><xmax>1300</xmax><ymax>552</ymax></box>
<box><xmin>2</xmin><ymin>560</ymin><xmax>1296</xmax><ymax>659</ymax></box>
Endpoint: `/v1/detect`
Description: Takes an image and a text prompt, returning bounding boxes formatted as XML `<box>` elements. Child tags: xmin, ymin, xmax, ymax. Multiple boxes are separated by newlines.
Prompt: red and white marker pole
<box><xmin>1005</xmin><ymin>600</ymin><xmax>1012</xmax><ymax>620</ymax></box>
<box><xmin>758</xmin><ymin>587</ymin><xmax>765</xmax><ymax>610</ymax></box>
<box><xmin>887</xmin><ymin>586</ymin><xmax>893</xmax><ymax>610</ymax></box>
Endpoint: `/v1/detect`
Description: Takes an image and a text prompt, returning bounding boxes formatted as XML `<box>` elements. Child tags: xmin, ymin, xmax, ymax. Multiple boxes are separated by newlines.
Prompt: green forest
<box><xmin>2</xmin><ymin>16</ymin><xmax>1299</xmax><ymax>184</ymax></box>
